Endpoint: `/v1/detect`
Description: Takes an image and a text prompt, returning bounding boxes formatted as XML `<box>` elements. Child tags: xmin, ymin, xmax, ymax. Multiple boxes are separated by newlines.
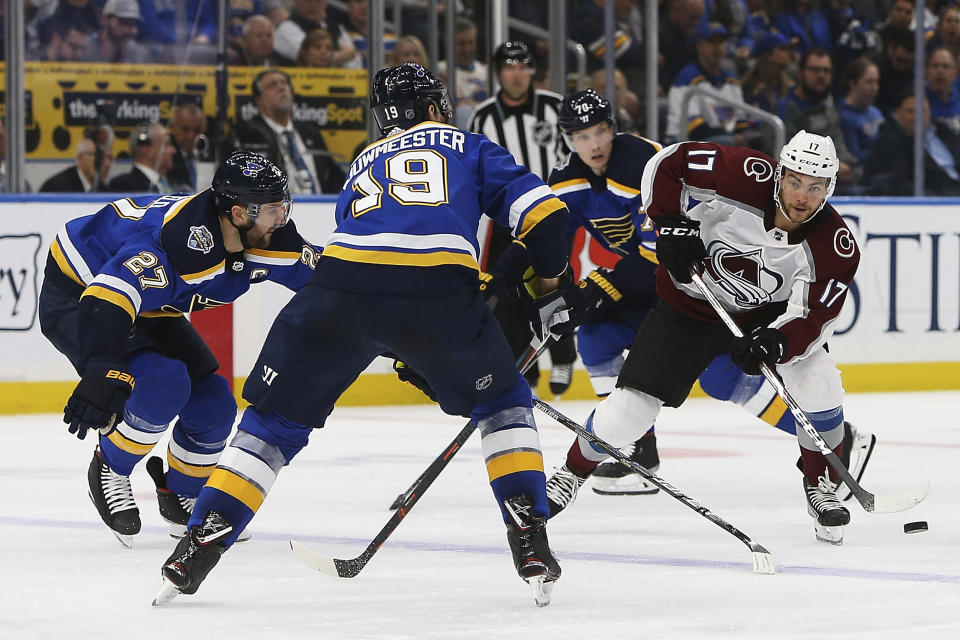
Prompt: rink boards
<box><xmin>0</xmin><ymin>194</ymin><xmax>958</xmax><ymax>413</ymax></box>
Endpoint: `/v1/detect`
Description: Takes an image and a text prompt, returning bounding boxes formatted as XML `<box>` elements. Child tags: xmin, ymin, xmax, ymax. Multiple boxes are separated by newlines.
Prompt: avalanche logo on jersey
<box><xmin>743</xmin><ymin>156</ymin><xmax>773</xmax><ymax>182</ymax></box>
<box><xmin>187</xmin><ymin>225</ymin><xmax>215</xmax><ymax>254</ymax></box>
<box><xmin>704</xmin><ymin>240</ymin><xmax>784</xmax><ymax>307</ymax></box>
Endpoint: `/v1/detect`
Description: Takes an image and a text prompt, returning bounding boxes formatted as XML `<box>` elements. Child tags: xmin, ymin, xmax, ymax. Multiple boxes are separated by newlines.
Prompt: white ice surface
<box><xmin>2</xmin><ymin>392</ymin><xmax>958</xmax><ymax>639</ymax></box>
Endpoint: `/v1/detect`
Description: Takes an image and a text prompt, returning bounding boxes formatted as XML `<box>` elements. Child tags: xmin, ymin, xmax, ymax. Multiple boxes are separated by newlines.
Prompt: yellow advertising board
<box><xmin>5</xmin><ymin>62</ymin><xmax>369</xmax><ymax>165</ymax></box>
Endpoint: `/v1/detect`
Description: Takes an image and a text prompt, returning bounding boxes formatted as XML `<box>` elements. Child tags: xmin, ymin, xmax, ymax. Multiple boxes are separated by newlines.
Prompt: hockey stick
<box><xmin>291</xmin><ymin>338</ymin><xmax>552</xmax><ymax>578</ymax></box>
<box><xmin>531</xmin><ymin>397</ymin><xmax>776</xmax><ymax>575</ymax></box>
<box><xmin>689</xmin><ymin>268</ymin><xmax>929</xmax><ymax>514</ymax></box>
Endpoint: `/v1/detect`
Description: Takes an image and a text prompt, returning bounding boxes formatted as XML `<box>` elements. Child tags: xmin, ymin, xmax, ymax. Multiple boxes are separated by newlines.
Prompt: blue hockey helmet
<box><xmin>212</xmin><ymin>151</ymin><xmax>291</xmax><ymax>224</ymax></box>
<box><xmin>370</xmin><ymin>63</ymin><xmax>453</xmax><ymax>136</ymax></box>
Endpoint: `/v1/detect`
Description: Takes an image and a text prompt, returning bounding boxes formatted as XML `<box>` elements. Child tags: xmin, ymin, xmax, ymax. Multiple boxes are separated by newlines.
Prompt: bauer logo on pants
<box><xmin>0</xmin><ymin>234</ymin><xmax>41</xmax><ymax>331</ymax></box>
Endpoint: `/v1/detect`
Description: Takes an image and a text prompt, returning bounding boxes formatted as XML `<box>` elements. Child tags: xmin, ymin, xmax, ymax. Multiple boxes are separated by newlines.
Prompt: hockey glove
<box><xmin>730</xmin><ymin>327</ymin><xmax>787</xmax><ymax>375</ymax></box>
<box><xmin>393</xmin><ymin>361</ymin><xmax>438</xmax><ymax>403</ymax></box>
<box><xmin>576</xmin><ymin>268</ymin><xmax>624</xmax><ymax>323</ymax></box>
<box><xmin>656</xmin><ymin>215</ymin><xmax>706</xmax><ymax>284</ymax></box>
<box><xmin>478</xmin><ymin>271</ymin><xmax>512</xmax><ymax>309</ymax></box>
<box><xmin>522</xmin><ymin>269</ymin><xmax>581</xmax><ymax>340</ymax></box>
<box><xmin>63</xmin><ymin>361</ymin><xmax>135</xmax><ymax>440</ymax></box>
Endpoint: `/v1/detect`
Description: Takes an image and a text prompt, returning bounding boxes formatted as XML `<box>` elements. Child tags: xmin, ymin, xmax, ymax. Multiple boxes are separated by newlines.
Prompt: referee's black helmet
<box><xmin>494</xmin><ymin>40</ymin><xmax>535</xmax><ymax>73</ymax></box>
<box><xmin>370</xmin><ymin>63</ymin><xmax>453</xmax><ymax>136</ymax></box>
<box><xmin>557</xmin><ymin>89</ymin><xmax>615</xmax><ymax>136</ymax></box>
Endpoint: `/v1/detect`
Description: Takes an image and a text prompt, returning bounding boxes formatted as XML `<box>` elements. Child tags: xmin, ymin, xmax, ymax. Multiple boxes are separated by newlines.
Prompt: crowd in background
<box><xmin>8</xmin><ymin>0</ymin><xmax>960</xmax><ymax>196</ymax></box>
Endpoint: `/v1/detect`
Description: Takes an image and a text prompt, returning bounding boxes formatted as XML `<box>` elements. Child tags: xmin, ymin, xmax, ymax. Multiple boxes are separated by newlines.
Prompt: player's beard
<box><xmin>235</xmin><ymin>218</ymin><xmax>271</xmax><ymax>250</ymax></box>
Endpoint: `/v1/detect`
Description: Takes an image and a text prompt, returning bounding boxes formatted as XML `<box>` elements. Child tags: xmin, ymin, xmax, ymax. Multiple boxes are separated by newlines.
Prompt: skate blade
<box><xmin>527</xmin><ymin>575</ymin><xmax>556</xmax><ymax>607</ymax></box>
<box><xmin>592</xmin><ymin>475</ymin><xmax>659</xmax><ymax>496</ymax></box>
<box><xmin>169</xmin><ymin>524</ymin><xmax>252</xmax><ymax>542</ymax></box>
<box><xmin>151</xmin><ymin>578</ymin><xmax>181</xmax><ymax>607</ymax></box>
<box><xmin>814</xmin><ymin>524</ymin><xmax>843</xmax><ymax>545</ymax></box>
<box><xmin>111</xmin><ymin>530</ymin><xmax>135</xmax><ymax>549</ymax></box>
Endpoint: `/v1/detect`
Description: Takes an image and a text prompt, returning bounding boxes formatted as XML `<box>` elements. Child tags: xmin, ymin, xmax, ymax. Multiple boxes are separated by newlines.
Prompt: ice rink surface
<box><xmin>2</xmin><ymin>391</ymin><xmax>958</xmax><ymax>639</ymax></box>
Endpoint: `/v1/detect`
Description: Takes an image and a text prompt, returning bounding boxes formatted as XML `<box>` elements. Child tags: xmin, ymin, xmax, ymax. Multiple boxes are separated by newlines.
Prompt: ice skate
<box><xmin>503</xmin><ymin>495</ymin><xmax>560</xmax><ymax>607</ymax></box>
<box><xmin>87</xmin><ymin>447</ymin><xmax>140</xmax><ymax>547</ymax></box>
<box><xmin>153</xmin><ymin>510</ymin><xmax>232</xmax><ymax>605</ymax></box>
<box><xmin>549</xmin><ymin>362</ymin><xmax>574</xmax><ymax>396</ymax></box>
<box><xmin>804</xmin><ymin>475</ymin><xmax>850</xmax><ymax>545</ymax></box>
<box><xmin>838</xmin><ymin>422</ymin><xmax>876</xmax><ymax>501</ymax></box>
<box><xmin>545</xmin><ymin>464</ymin><xmax>588</xmax><ymax>518</ymax></box>
<box><xmin>592</xmin><ymin>433</ymin><xmax>660</xmax><ymax>496</ymax></box>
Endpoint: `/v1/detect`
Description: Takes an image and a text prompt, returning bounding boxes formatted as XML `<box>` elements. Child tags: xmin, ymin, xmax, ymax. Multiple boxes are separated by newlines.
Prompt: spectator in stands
<box><xmin>659</xmin><ymin>0</ymin><xmax>706</xmax><ymax>93</ymax></box>
<box><xmin>876</xmin><ymin>0</ymin><xmax>915</xmax><ymax>47</ymax></box>
<box><xmin>297</xmin><ymin>28</ymin><xmax>337</xmax><ymax>67</ymax></box>
<box><xmin>735</xmin><ymin>0</ymin><xmax>778</xmax><ymax>71</ymax></box>
<box><xmin>392</xmin><ymin>35</ymin><xmax>429</xmax><ymax>67</ymax></box>
<box><xmin>437</xmin><ymin>18</ymin><xmax>489</xmax><ymax>128</ymax></box>
<box><xmin>742</xmin><ymin>31</ymin><xmax>798</xmax><ymax>114</ymax></box>
<box><xmin>42</xmin><ymin>22</ymin><xmax>91</xmax><ymax>62</ymax></box>
<box><xmin>925</xmin><ymin>46</ymin><xmax>960</xmax><ymax>134</ymax></box>
<box><xmin>166</xmin><ymin>103</ymin><xmax>207</xmax><ymax>193</ymax></box>
<box><xmin>570</xmin><ymin>0</ymin><xmax>646</xmax><ymax>75</ymax></box>
<box><xmin>875</xmin><ymin>27</ymin><xmax>916</xmax><ymax>114</ymax></box>
<box><xmin>666</xmin><ymin>22</ymin><xmax>748</xmax><ymax>144</ymax></box>
<box><xmin>927</xmin><ymin>6</ymin><xmax>960</xmax><ymax>62</ymax></box>
<box><xmin>224</xmin><ymin>0</ymin><xmax>292</xmax><ymax>52</ymax></box>
<box><xmin>823</xmin><ymin>0</ymin><xmax>881</xmax><ymax>69</ymax></box>
<box><xmin>274</xmin><ymin>0</ymin><xmax>353</xmax><ymax>67</ymax></box>
<box><xmin>837</xmin><ymin>56</ymin><xmax>884</xmax><ymax>164</ymax></box>
<box><xmin>589</xmin><ymin>68</ymin><xmax>643</xmax><ymax>133</ymax></box>
<box><xmin>135</xmin><ymin>0</ymin><xmax>216</xmax><ymax>45</ymax></box>
<box><xmin>773</xmin><ymin>0</ymin><xmax>833</xmax><ymax>53</ymax></box>
<box><xmin>40</xmin><ymin>137</ymin><xmax>114</xmax><ymax>193</ymax></box>
<box><xmin>779</xmin><ymin>47</ymin><xmax>858</xmax><ymax>184</ymax></box>
<box><xmin>863</xmin><ymin>90</ymin><xmax>960</xmax><ymax>196</ymax></box>
<box><xmin>84</xmin><ymin>0</ymin><xmax>149</xmax><ymax>64</ymax></box>
<box><xmin>232</xmin><ymin>69</ymin><xmax>346</xmax><ymax>195</ymax></box>
<box><xmin>30</xmin><ymin>0</ymin><xmax>101</xmax><ymax>58</ymax></box>
<box><xmin>107</xmin><ymin>122</ymin><xmax>175</xmax><ymax>193</ymax></box>
<box><xmin>333</xmin><ymin>0</ymin><xmax>396</xmax><ymax>69</ymax></box>
<box><xmin>229</xmin><ymin>14</ymin><xmax>287</xmax><ymax>67</ymax></box>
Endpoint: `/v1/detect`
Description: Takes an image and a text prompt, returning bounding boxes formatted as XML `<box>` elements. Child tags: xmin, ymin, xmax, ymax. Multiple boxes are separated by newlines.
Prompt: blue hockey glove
<box><xmin>656</xmin><ymin>215</ymin><xmax>706</xmax><ymax>284</ymax></box>
<box><xmin>731</xmin><ymin>328</ymin><xmax>787</xmax><ymax>375</ymax></box>
<box><xmin>63</xmin><ymin>363</ymin><xmax>135</xmax><ymax>439</ymax></box>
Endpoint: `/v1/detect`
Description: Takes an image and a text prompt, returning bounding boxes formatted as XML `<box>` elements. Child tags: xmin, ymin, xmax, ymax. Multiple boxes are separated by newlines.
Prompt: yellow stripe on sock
<box><xmin>205</xmin><ymin>468</ymin><xmax>264</xmax><ymax>512</ymax></box>
<box><xmin>759</xmin><ymin>396</ymin><xmax>789</xmax><ymax>426</ymax></box>
<box><xmin>486</xmin><ymin>451</ymin><xmax>544</xmax><ymax>482</ymax></box>
<box><xmin>167</xmin><ymin>454</ymin><xmax>215</xmax><ymax>478</ymax></box>
<box><xmin>106</xmin><ymin>429</ymin><xmax>156</xmax><ymax>456</ymax></box>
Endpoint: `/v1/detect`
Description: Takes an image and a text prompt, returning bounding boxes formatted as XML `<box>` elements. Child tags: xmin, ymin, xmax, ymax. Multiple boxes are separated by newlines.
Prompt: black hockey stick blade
<box><xmin>532</xmin><ymin>397</ymin><xmax>776</xmax><ymax>574</ymax></box>
<box><xmin>292</xmin><ymin>338</ymin><xmax>553</xmax><ymax>578</ymax></box>
<box><xmin>689</xmin><ymin>269</ymin><xmax>930</xmax><ymax>514</ymax></box>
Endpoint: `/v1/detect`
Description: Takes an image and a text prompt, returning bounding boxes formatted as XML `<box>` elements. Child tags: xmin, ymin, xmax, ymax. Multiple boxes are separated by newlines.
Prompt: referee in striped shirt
<box><xmin>468</xmin><ymin>41</ymin><xmax>577</xmax><ymax>395</ymax></box>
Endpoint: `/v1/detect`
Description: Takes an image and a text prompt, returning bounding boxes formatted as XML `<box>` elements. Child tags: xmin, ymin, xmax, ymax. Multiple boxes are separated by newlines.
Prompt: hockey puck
<box><xmin>903</xmin><ymin>521</ymin><xmax>928</xmax><ymax>534</ymax></box>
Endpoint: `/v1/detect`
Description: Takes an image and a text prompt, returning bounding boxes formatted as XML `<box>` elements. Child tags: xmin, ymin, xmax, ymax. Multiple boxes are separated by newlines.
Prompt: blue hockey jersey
<box><xmin>318</xmin><ymin>121</ymin><xmax>569</xmax><ymax>296</ymax></box>
<box><xmin>48</xmin><ymin>190</ymin><xmax>319</xmax><ymax>322</ymax></box>
<box><xmin>548</xmin><ymin>133</ymin><xmax>661</xmax><ymax>265</ymax></box>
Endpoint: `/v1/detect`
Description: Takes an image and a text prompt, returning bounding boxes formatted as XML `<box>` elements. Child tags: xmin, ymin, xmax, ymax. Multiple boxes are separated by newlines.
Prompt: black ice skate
<box><xmin>592</xmin><ymin>433</ymin><xmax>660</xmax><ymax>496</ymax></box>
<box><xmin>503</xmin><ymin>495</ymin><xmax>561</xmax><ymax>607</ymax></box>
<box><xmin>87</xmin><ymin>447</ymin><xmax>140</xmax><ymax>548</ymax></box>
<box><xmin>146</xmin><ymin>456</ymin><xmax>196</xmax><ymax>539</ymax></box>
<box><xmin>804</xmin><ymin>475</ymin><xmax>851</xmax><ymax>545</ymax></box>
<box><xmin>545</xmin><ymin>464</ymin><xmax>588</xmax><ymax>518</ymax></box>
<box><xmin>549</xmin><ymin>362</ymin><xmax>574</xmax><ymax>396</ymax></box>
<box><xmin>152</xmin><ymin>510</ymin><xmax>233</xmax><ymax>606</ymax></box>
<box><xmin>838</xmin><ymin>422</ymin><xmax>876</xmax><ymax>502</ymax></box>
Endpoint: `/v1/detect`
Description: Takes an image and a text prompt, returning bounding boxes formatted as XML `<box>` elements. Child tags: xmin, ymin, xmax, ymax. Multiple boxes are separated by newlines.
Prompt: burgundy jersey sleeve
<box><xmin>640</xmin><ymin>142</ymin><xmax>777</xmax><ymax>221</ymax></box>
<box><xmin>773</xmin><ymin>206</ymin><xmax>860</xmax><ymax>362</ymax></box>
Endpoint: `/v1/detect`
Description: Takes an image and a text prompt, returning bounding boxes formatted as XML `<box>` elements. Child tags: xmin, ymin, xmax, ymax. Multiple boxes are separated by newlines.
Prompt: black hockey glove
<box><xmin>63</xmin><ymin>361</ymin><xmax>135</xmax><ymax>440</ymax></box>
<box><xmin>478</xmin><ymin>271</ymin><xmax>512</xmax><ymax>309</ymax></box>
<box><xmin>576</xmin><ymin>268</ymin><xmax>624</xmax><ymax>323</ymax></box>
<box><xmin>522</xmin><ymin>269</ymin><xmax>582</xmax><ymax>341</ymax></box>
<box><xmin>393</xmin><ymin>360</ymin><xmax>438</xmax><ymax>403</ymax></box>
<box><xmin>731</xmin><ymin>328</ymin><xmax>787</xmax><ymax>376</ymax></box>
<box><xmin>656</xmin><ymin>215</ymin><xmax>706</xmax><ymax>284</ymax></box>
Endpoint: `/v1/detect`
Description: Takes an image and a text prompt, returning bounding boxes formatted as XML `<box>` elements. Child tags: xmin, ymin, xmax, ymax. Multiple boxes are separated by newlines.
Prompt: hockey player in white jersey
<box><xmin>545</xmin><ymin>130</ymin><xmax>862</xmax><ymax>544</ymax></box>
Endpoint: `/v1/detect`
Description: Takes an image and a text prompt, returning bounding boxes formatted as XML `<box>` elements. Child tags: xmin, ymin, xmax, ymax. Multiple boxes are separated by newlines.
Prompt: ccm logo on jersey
<box><xmin>834</xmin><ymin>228</ymin><xmax>856</xmax><ymax>258</ymax></box>
<box><xmin>743</xmin><ymin>157</ymin><xmax>773</xmax><ymax>182</ymax></box>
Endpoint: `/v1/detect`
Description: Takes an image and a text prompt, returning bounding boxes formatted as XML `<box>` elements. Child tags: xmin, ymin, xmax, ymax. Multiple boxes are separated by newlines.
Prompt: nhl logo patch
<box><xmin>475</xmin><ymin>374</ymin><xmax>493</xmax><ymax>391</ymax></box>
<box><xmin>187</xmin><ymin>225</ymin><xmax>215</xmax><ymax>254</ymax></box>
<box><xmin>532</xmin><ymin>121</ymin><xmax>554</xmax><ymax>146</ymax></box>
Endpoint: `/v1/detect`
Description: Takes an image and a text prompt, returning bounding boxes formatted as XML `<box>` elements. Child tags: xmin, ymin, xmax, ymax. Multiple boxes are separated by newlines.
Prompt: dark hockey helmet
<box><xmin>557</xmin><ymin>89</ymin><xmax>615</xmax><ymax>136</ymax></box>
<box><xmin>493</xmin><ymin>40</ymin><xmax>535</xmax><ymax>73</ymax></box>
<box><xmin>370</xmin><ymin>63</ymin><xmax>453</xmax><ymax>136</ymax></box>
<box><xmin>212</xmin><ymin>151</ymin><xmax>291</xmax><ymax>223</ymax></box>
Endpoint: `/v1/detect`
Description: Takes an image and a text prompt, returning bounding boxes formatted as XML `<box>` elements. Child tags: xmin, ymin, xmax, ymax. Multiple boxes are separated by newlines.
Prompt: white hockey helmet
<box><xmin>774</xmin><ymin>130</ymin><xmax>839</xmax><ymax>220</ymax></box>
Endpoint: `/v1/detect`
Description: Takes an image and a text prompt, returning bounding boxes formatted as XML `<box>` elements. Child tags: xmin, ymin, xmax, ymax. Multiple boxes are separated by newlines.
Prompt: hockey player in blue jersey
<box><xmin>155</xmin><ymin>64</ymin><xmax>579</xmax><ymax>606</ymax></box>
<box><xmin>40</xmin><ymin>151</ymin><xmax>320</xmax><ymax>547</ymax></box>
